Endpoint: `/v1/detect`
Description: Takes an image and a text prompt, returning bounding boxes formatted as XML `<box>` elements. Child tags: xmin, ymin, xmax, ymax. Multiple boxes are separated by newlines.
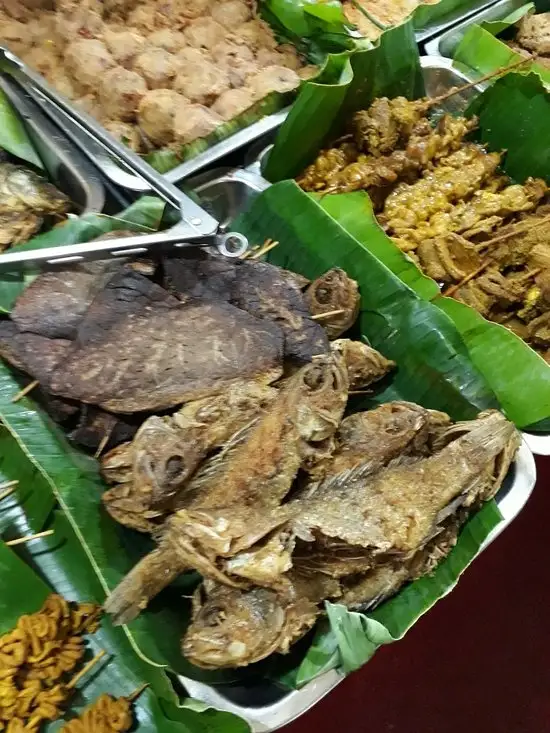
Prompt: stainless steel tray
<box><xmin>424</xmin><ymin>0</ymin><xmax>530</xmax><ymax>56</ymax></box>
<box><xmin>0</xmin><ymin>42</ymin><xmax>293</xmax><ymax>193</ymax></box>
<box><xmin>179</xmin><ymin>439</ymin><xmax>536</xmax><ymax>732</ymax></box>
<box><xmin>416</xmin><ymin>0</ymin><xmax>500</xmax><ymax>42</ymax></box>
<box><xmin>0</xmin><ymin>74</ymin><xmax>104</xmax><ymax>219</ymax></box>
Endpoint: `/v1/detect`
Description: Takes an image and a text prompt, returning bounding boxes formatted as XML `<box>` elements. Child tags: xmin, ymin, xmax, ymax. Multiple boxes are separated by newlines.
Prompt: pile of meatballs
<box><xmin>0</xmin><ymin>0</ymin><xmax>316</xmax><ymax>154</ymax></box>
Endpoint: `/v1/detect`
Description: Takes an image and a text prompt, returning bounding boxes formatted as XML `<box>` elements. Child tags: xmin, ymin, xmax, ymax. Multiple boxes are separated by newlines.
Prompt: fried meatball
<box><xmin>138</xmin><ymin>88</ymin><xmax>186</xmax><ymax>145</ymax></box>
<box><xmin>210</xmin><ymin>40</ymin><xmax>256</xmax><ymax>86</ymax></box>
<box><xmin>235</xmin><ymin>19</ymin><xmax>278</xmax><ymax>50</ymax></box>
<box><xmin>99</xmin><ymin>66</ymin><xmax>147</xmax><ymax>121</ymax></box>
<box><xmin>173</xmin><ymin>103</ymin><xmax>222</xmax><ymax>145</ymax></box>
<box><xmin>21</xmin><ymin>47</ymin><xmax>59</xmax><ymax>80</ymax></box>
<box><xmin>248</xmin><ymin>65</ymin><xmax>300</xmax><ymax>98</ymax></box>
<box><xmin>55</xmin><ymin>3</ymin><xmax>103</xmax><ymax>45</ymax></box>
<box><xmin>128</xmin><ymin>5</ymin><xmax>167</xmax><ymax>32</ymax></box>
<box><xmin>103</xmin><ymin>120</ymin><xmax>143</xmax><ymax>152</ymax></box>
<box><xmin>148</xmin><ymin>29</ymin><xmax>186</xmax><ymax>53</ymax></box>
<box><xmin>49</xmin><ymin>71</ymin><xmax>77</xmax><ymax>99</ymax></box>
<box><xmin>211</xmin><ymin>0</ymin><xmax>251</xmax><ymax>30</ymax></box>
<box><xmin>74</xmin><ymin>94</ymin><xmax>102</xmax><ymax>119</ymax></box>
<box><xmin>0</xmin><ymin>17</ymin><xmax>34</xmax><ymax>58</ymax></box>
<box><xmin>517</xmin><ymin>13</ymin><xmax>550</xmax><ymax>55</ymax></box>
<box><xmin>212</xmin><ymin>87</ymin><xmax>255</xmax><ymax>120</ymax></box>
<box><xmin>65</xmin><ymin>39</ymin><xmax>116</xmax><ymax>94</ymax></box>
<box><xmin>25</xmin><ymin>13</ymin><xmax>57</xmax><ymax>45</ymax></box>
<box><xmin>134</xmin><ymin>47</ymin><xmax>177</xmax><ymax>89</ymax></box>
<box><xmin>177</xmin><ymin>0</ymin><xmax>212</xmax><ymax>19</ymax></box>
<box><xmin>184</xmin><ymin>17</ymin><xmax>225</xmax><ymax>49</ymax></box>
<box><xmin>174</xmin><ymin>47</ymin><xmax>208</xmax><ymax>70</ymax></box>
<box><xmin>103</xmin><ymin>27</ymin><xmax>146</xmax><ymax>68</ymax></box>
<box><xmin>174</xmin><ymin>61</ymin><xmax>229</xmax><ymax>104</ymax></box>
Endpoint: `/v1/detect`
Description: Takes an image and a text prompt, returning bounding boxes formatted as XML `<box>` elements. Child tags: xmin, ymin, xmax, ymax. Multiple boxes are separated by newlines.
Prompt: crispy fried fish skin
<box><xmin>104</xmin><ymin>354</ymin><xmax>349</xmax><ymax>625</ymax></box>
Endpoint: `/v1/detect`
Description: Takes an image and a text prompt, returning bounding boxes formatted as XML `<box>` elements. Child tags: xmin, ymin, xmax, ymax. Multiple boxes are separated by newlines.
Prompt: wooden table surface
<box><xmin>285</xmin><ymin>455</ymin><xmax>550</xmax><ymax>733</ymax></box>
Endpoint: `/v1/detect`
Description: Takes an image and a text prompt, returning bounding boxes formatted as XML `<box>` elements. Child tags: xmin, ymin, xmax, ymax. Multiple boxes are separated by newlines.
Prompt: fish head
<box><xmin>331</xmin><ymin>338</ymin><xmax>395</xmax><ymax>389</ymax></box>
<box><xmin>306</xmin><ymin>268</ymin><xmax>360</xmax><ymax>339</ymax></box>
<box><xmin>182</xmin><ymin>582</ymin><xmax>287</xmax><ymax>669</ymax></box>
<box><xmin>293</xmin><ymin>353</ymin><xmax>349</xmax><ymax>442</ymax></box>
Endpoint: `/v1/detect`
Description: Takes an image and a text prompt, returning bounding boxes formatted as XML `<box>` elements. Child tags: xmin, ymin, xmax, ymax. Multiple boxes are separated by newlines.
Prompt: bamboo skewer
<box><xmin>249</xmin><ymin>239</ymin><xmax>279</xmax><ymax>259</ymax></box>
<box><xmin>424</xmin><ymin>56</ymin><xmax>533</xmax><ymax>111</ymax></box>
<box><xmin>310</xmin><ymin>309</ymin><xmax>347</xmax><ymax>321</ymax></box>
<box><xmin>12</xmin><ymin>379</ymin><xmax>39</xmax><ymax>403</ymax></box>
<box><xmin>0</xmin><ymin>480</ymin><xmax>18</xmax><ymax>501</ymax></box>
<box><xmin>94</xmin><ymin>424</ymin><xmax>115</xmax><ymax>459</ymax></box>
<box><xmin>6</xmin><ymin>529</ymin><xmax>54</xmax><ymax>547</ymax></box>
<box><xmin>67</xmin><ymin>650</ymin><xmax>107</xmax><ymax>690</ymax></box>
<box><xmin>474</xmin><ymin>213</ymin><xmax>550</xmax><ymax>251</ymax></box>
<box><xmin>127</xmin><ymin>683</ymin><xmax>149</xmax><ymax>703</ymax></box>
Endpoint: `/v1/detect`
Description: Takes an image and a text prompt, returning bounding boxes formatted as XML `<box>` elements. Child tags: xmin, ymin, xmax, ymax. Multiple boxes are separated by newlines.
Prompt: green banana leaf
<box><xmin>263</xmin><ymin>19</ymin><xmax>424</xmax><ymax>181</ymax></box>
<box><xmin>233</xmin><ymin>181</ymin><xmax>506</xmax><ymax>687</ymax></box>
<box><xmin>0</xmin><ymin>536</ymin><xmax>248</xmax><ymax>733</ymax></box>
<box><xmin>0</xmin><ymin>196</ymin><xmax>166</xmax><ymax>314</ymax></box>
<box><xmin>413</xmin><ymin>0</ymin><xmax>486</xmax><ymax>30</ymax></box>
<box><xmin>317</xmin><ymin>189</ymin><xmax>550</xmax><ymax>428</ymax></box>
<box><xmin>0</xmin><ymin>87</ymin><xmax>43</xmax><ymax>168</ymax></box>
<box><xmin>480</xmin><ymin>1</ymin><xmax>534</xmax><ymax>35</ymax></box>
<box><xmin>234</xmin><ymin>181</ymin><xmax>497</xmax><ymax>418</ymax></box>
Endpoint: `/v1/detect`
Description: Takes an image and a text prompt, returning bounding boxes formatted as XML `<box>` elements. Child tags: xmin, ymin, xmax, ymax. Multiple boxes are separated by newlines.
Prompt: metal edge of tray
<box><xmin>23</xmin><ymin>67</ymin><xmax>292</xmax><ymax>192</ymax></box>
<box><xmin>423</xmin><ymin>0</ymin><xmax>527</xmax><ymax>57</ymax></box>
<box><xmin>179</xmin><ymin>440</ymin><xmax>536</xmax><ymax>733</ymax></box>
<box><xmin>0</xmin><ymin>74</ymin><xmax>105</xmax><ymax>216</ymax></box>
<box><xmin>415</xmin><ymin>0</ymin><xmax>500</xmax><ymax>42</ymax></box>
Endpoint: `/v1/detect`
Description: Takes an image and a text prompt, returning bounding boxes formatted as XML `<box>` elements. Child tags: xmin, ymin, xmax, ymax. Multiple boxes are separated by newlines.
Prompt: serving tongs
<box><xmin>0</xmin><ymin>47</ymin><xmax>249</xmax><ymax>272</ymax></box>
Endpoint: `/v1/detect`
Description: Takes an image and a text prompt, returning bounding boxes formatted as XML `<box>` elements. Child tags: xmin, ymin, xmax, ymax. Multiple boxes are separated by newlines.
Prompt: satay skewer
<box><xmin>310</xmin><ymin>308</ymin><xmax>347</xmax><ymax>321</ymax></box>
<box><xmin>6</xmin><ymin>529</ymin><xmax>54</xmax><ymax>547</ymax></box>
<box><xmin>0</xmin><ymin>479</ymin><xmax>18</xmax><ymax>501</ymax></box>
<box><xmin>12</xmin><ymin>379</ymin><xmax>39</xmax><ymax>403</ymax></box>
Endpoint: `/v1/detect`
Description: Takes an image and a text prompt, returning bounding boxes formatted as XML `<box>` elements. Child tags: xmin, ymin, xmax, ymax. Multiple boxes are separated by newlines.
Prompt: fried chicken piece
<box><xmin>173</xmin><ymin>103</ymin><xmax>223</xmax><ymax>145</ymax></box>
<box><xmin>98</xmin><ymin>66</ymin><xmax>147</xmax><ymax>122</ymax></box>
<box><xmin>138</xmin><ymin>89</ymin><xmax>185</xmax><ymax>145</ymax></box>
<box><xmin>134</xmin><ymin>47</ymin><xmax>177</xmax><ymax>89</ymax></box>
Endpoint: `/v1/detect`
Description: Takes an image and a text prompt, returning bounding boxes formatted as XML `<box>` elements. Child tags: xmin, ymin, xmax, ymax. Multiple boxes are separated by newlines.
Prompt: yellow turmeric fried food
<box><xmin>59</xmin><ymin>693</ymin><xmax>133</xmax><ymax>733</ymax></box>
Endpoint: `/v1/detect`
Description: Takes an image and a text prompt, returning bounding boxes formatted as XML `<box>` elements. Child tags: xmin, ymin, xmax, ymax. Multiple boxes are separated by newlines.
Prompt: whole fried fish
<box><xmin>101</xmin><ymin>382</ymin><xmax>278</xmax><ymax>533</ymax></box>
<box><xmin>182</xmin><ymin>572</ymin><xmax>337</xmax><ymax>670</ymax></box>
<box><xmin>331</xmin><ymin>338</ymin><xmax>395</xmax><ymax>390</ymax></box>
<box><xmin>104</xmin><ymin>353</ymin><xmax>349</xmax><ymax>625</ymax></box>
<box><xmin>305</xmin><ymin>268</ymin><xmax>360</xmax><ymax>339</ymax></box>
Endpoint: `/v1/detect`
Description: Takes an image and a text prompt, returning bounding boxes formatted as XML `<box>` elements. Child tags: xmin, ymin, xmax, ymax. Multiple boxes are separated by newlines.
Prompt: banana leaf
<box><xmin>0</xmin><ymin>196</ymin><xmax>166</xmax><ymax>314</ymax></box>
<box><xmin>317</xmin><ymin>189</ymin><xmax>550</xmax><ymax>428</ymax></box>
<box><xmin>480</xmin><ymin>1</ymin><xmax>534</xmax><ymax>35</ymax></box>
<box><xmin>0</xmin><ymin>87</ymin><xmax>42</xmax><ymax>168</ymax></box>
<box><xmin>0</xmin><ymin>536</ymin><xmax>248</xmax><ymax>733</ymax></box>
<box><xmin>263</xmin><ymin>19</ymin><xmax>424</xmax><ymax>181</ymax></box>
<box><xmin>233</xmin><ymin>181</ymin><xmax>506</xmax><ymax>687</ymax></box>
<box><xmin>413</xmin><ymin>0</ymin><xmax>487</xmax><ymax>30</ymax></box>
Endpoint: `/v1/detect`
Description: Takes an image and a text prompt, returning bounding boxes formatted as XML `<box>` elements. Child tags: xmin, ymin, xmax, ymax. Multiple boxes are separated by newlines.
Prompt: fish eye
<box><xmin>314</xmin><ymin>285</ymin><xmax>331</xmax><ymax>304</ymax></box>
<box><xmin>303</xmin><ymin>365</ymin><xmax>325</xmax><ymax>390</ymax></box>
<box><xmin>163</xmin><ymin>455</ymin><xmax>187</xmax><ymax>483</ymax></box>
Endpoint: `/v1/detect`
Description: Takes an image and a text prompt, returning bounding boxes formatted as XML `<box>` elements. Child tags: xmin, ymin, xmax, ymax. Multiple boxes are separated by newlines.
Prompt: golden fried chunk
<box><xmin>59</xmin><ymin>693</ymin><xmax>133</xmax><ymax>732</ymax></box>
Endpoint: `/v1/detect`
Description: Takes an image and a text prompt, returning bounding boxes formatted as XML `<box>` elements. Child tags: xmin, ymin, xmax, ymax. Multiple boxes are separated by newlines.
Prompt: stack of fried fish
<box><xmin>297</xmin><ymin>93</ymin><xmax>550</xmax><ymax>363</ymax></box>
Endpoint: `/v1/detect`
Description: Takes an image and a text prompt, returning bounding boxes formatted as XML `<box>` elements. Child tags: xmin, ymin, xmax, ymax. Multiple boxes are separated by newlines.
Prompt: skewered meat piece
<box><xmin>297</xmin><ymin>143</ymin><xmax>359</xmax><ymax>192</ymax></box>
<box><xmin>416</xmin><ymin>234</ymin><xmax>482</xmax><ymax>284</ymax></box>
<box><xmin>352</xmin><ymin>96</ymin><xmax>428</xmax><ymax>156</ymax></box>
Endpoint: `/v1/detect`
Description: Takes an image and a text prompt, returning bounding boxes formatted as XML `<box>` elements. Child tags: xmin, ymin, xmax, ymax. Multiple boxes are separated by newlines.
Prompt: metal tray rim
<box><xmin>416</xmin><ymin>0</ymin><xmax>500</xmax><ymax>41</ymax></box>
<box><xmin>423</xmin><ymin>0</ymin><xmax>526</xmax><ymax>56</ymax></box>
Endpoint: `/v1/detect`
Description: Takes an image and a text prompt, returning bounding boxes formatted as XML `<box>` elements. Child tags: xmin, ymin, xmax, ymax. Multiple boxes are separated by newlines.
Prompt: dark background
<box><xmin>286</xmin><ymin>455</ymin><xmax>550</xmax><ymax>733</ymax></box>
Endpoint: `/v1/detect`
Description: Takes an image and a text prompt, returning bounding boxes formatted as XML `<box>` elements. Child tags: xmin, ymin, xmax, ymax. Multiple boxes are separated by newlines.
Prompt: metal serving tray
<box><xmin>178</xmin><ymin>440</ymin><xmax>536</xmax><ymax>732</ymax></box>
<box><xmin>416</xmin><ymin>0</ymin><xmax>500</xmax><ymax>42</ymax></box>
<box><xmin>0</xmin><ymin>74</ymin><xmax>104</xmax><ymax>219</ymax></box>
<box><xmin>0</xmin><ymin>43</ymin><xmax>293</xmax><ymax>194</ymax></box>
<box><xmin>424</xmin><ymin>0</ymin><xmax>532</xmax><ymax>57</ymax></box>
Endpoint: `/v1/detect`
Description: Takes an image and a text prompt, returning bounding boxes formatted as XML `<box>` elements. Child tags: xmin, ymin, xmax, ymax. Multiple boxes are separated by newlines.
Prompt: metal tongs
<box><xmin>0</xmin><ymin>47</ymin><xmax>249</xmax><ymax>270</ymax></box>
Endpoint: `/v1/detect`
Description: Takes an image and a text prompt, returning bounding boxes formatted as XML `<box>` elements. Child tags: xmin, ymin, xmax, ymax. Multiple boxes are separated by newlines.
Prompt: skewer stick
<box><xmin>12</xmin><ymin>379</ymin><xmax>39</xmax><ymax>403</ymax></box>
<box><xmin>94</xmin><ymin>424</ymin><xmax>115</xmax><ymax>459</ymax></box>
<box><xmin>67</xmin><ymin>650</ymin><xmax>107</xmax><ymax>690</ymax></box>
<box><xmin>424</xmin><ymin>56</ymin><xmax>532</xmax><ymax>110</ymax></box>
<box><xmin>0</xmin><ymin>480</ymin><xmax>18</xmax><ymax>501</ymax></box>
<box><xmin>6</xmin><ymin>529</ymin><xmax>54</xmax><ymax>547</ymax></box>
<box><xmin>240</xmin><ymin>245</ymin><xmax>260</xmax><ymax>260</ymax></box>
<box><xmin>127</xmin><ymin>683</ymin><xmax>149</xmax><ymax>703</ymax></box>
<box><xmin>475</xmin><ymin>213</ymin><xmax>550</xmax><ymax>250</ymax></box>
<box><xmin>250</xmin><ymin>239</ymin><xmax>279</xmax><ymax>259</ymax></box>
<box><xmin>310</xmin><ymin>309</ymin><xmax>347</xmax><ymax>321</ymax></box>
